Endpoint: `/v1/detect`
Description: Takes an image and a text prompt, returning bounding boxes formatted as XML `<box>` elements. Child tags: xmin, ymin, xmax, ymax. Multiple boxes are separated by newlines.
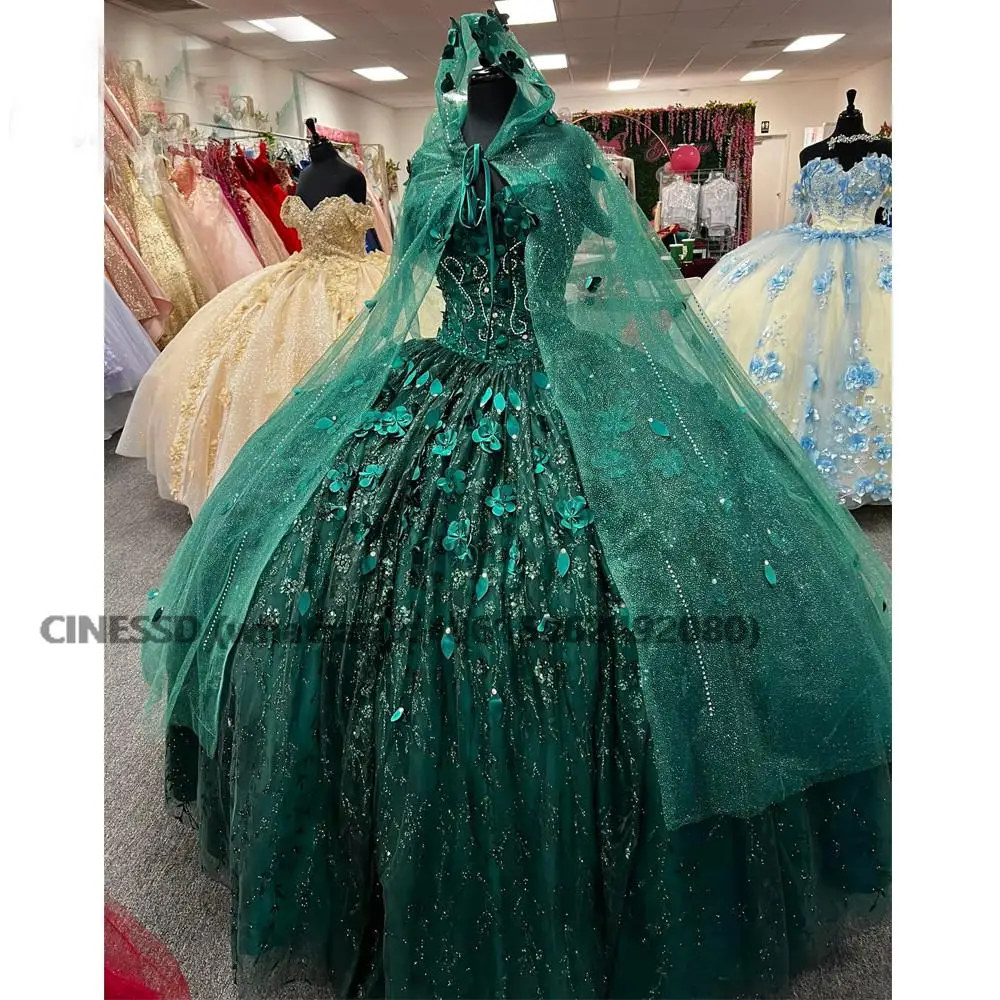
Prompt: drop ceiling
<box><xmin>113</xmin><ymin>0</ymin><xmax>891</xmax><ymax>109</ymax></box>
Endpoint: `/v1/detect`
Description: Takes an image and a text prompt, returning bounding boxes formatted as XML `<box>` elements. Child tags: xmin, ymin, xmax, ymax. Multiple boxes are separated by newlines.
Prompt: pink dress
<box><xmin>169</xmin><ymin>157</ymin><xmax>263</xmax><ymax>291</ymax></box>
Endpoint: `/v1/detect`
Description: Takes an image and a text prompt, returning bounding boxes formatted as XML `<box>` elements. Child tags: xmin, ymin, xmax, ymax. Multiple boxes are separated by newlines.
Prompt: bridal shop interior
<box><xmin>102</xmin><ymin>2</ymin><xmax>897</xmax><ymax>998</ymax></box>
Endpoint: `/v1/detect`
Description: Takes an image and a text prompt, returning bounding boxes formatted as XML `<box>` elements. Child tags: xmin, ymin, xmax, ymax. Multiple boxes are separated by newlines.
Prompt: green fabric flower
<box><xmin>472</xmin><ymin>416</ymin><xmax>502</xmax><ymax>453</ymax></box>
<box><xmin>441</xmin><ymin>17</ymin><xmax>460</xmax><ymax>59</ymax></box>
<box><xmin>432</xmin><ymin>428</ymin><xmax>458</xmax><ymax>456</ymax></box>
<box><xmin>485</xmin><ymin>484</ymin><xmax>517</xmax><ymax>517</ymax></box>
<box><xmin>533</xmin><ymin>447</ymin><xmax>550</xmax><ymax>474</ymax></box>
<box><xmin>497</xmin><ymin>188</ymin><xmax>539</xmax><ymax>239</ymax></box>
<box><xmin>556</xmin><ymin>496</ymin><xmax>595</xmax><ymax>535</ymax></box>
<box><xmin>498</xmin><ymin>51</ymin><xmax>525</xmax><ymax>76</ymax></box>
<box><xmin>436</xmin><ymin>467</ymin><xmax>467</xmax><ymax>496</ymax></box>
<box><xmin>358</xmin><ymin>464</ymin><xmax>385</xmax><ymax>489</ymax></box>
<box><xmin>441</xmin><ymin>72</ymin><xmax>456</xmax><ymax>94</ymax></box>
<box><xmin>354</xmin><ymin>410</ymin><xmax>380</xmax><ymax>438</ymax></box>
<box><xmin>443</xmin><ymin>518</ymin><xmax>471</xmax><ymax>560</ymax></box>
<box><xmin>327</xmin><ymin>463</ymin><xmax>353</xmax><ymax>495</ymax></box>
<box><xmin>471</xmin><ymin>10</ymin><xmax>507</xmax><ymax>64</ymax></box>
<box><xmin>375</xmin><ymin>406</ymin><xmax>413</xmax><ymax>438</ymax></box>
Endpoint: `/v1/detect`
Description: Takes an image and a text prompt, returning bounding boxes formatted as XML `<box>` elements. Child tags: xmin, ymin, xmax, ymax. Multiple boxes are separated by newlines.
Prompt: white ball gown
<box><xmin>696</xmin><ymin>152</ymin><xmax>892</xmax><ymax>507</ymax></box>
<box><xmin>118</xmin><ymin>194</ymin><xmax>442</xmax><ymax>517</ymax></box>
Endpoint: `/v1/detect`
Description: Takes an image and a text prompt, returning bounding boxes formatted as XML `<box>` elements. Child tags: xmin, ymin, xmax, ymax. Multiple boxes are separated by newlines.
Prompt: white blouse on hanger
<box><xmin>698</xmin><ymin>174</ymin><xmax>738</xmax><ymax>235</ymax></box>
<box><xmin>660</xmin><ymin>177</ymin><xmax>700</xmax><ymax>230</ymax></box>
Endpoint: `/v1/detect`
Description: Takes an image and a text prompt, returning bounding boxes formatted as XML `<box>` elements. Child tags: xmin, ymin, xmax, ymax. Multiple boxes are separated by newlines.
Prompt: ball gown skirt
<box><xmin>696</xmin><ymin>154</ymin><xmax>892</xmax><ymax>508</ymax></box>
<box><xmin>105</xmin><ymin>278</ymin><xmax>160</xmax><ymax>439</ymax></box>
<box><xmin>165</xmin><ymin>342</ymin><xmax>889</xmax><ymax>998</ymax></box>
<box><xmin>118</xmin><ymin>195</ymin><xmax>439</xmax><ymax>519</ymax></box>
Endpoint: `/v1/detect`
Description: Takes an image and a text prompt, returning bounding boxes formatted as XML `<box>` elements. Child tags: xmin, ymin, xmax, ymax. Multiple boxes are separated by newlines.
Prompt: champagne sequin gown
<box><xmin>118</xmin><ymin>196</ymin><xmax>430</xmax><ymax>517</ymax></box>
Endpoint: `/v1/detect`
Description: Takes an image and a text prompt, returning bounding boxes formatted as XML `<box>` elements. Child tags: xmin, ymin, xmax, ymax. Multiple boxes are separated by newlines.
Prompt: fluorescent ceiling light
<box><xmin>223</xmin><ymin>20</ymin><xmax>264</xmax><ymax>35</ymax></box>
<box><xmin>740</xmin><ymin>69</ymin><xmax>783</xmax><ymax>81</ymax></box>
<box><xmin>495</xmin><ymin>1</ymin><xmax>558</xmax><ymax>26</ymax></box>
<box><xmin>784</xmin><ymin>33</ymin><xmax>845</xmax><ymax>52</ymax></box>
<box><xmin>249</xmin><ymin>17</ymin><xmax>335</xmax><ymax>43</ymax></box>
<box><xmin>531</xmin><ymin>53</ymin><xmax>568</xmax><ymax>70</ymax></box>
<box><xmin>353</xmin><ymin>66</ymin><xmax>408</xmax><ymax>82</ymax></box>
<box><xmin>608</xmin><ymin>78</ymin><xmax>641</xmax><ymax>91</ymax></box>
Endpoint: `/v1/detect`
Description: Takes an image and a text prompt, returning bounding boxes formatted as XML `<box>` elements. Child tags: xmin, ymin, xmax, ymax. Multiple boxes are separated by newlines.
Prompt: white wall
<box><xmin>838</xmin><ymin>60</ymin><xmax>892</xmax><ymax>133</ymax></box>
<box><xmin>103</xmin><ymin>3</ymin><xmax>409</xmax><ymax>165</ymax></box>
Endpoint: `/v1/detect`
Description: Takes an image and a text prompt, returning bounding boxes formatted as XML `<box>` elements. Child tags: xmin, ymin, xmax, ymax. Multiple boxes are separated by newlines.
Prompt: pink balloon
<box><xmin>669</xmin><ymin>144</ymin><xmax>701</xmax><ymax>173</ymax></box>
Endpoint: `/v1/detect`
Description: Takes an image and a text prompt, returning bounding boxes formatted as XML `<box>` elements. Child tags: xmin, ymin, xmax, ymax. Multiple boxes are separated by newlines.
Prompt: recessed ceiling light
<box><xmin>784</xmin><ymin>33</ymin><xmax>845</xmax><ymax>52</ymax></box>
<box><xmin>531</xmin><ymin>53</ymin><xmax>568</xmax><ymax>70</ymax></box>
<box><xmin>608</xmin><ymin>78</ymin><xmax>641</xmax><ymax>91</ymax></box>
<box><xmin>353</xmin><ymin>66</ymin><xmax>408</xmax><ymax>82</ymax></box>
<box><xmin>740</xmin><ymin>69</ymin><xmax>783</xmax><ymax>81</ymax></box>
<box><xmin>495</xmin><ymin>0</ymin><xmax>558</xmax><ymax>26</ymax></box>
<box><xmin>223</xmin><ymin>20</ymin><xmax>264</xmax><ymax>35</ymax></box>
<box><xmin>249</xmin><ymin>17</ymin><xmax>335</xmax><ymax>43</ymax></box>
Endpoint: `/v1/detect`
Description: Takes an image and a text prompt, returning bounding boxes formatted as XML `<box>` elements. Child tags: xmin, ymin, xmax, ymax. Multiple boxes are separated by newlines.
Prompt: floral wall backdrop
<box><xmin>575</xmin><ymin>102</ymin><xmax>757</xmax><ymax>246</ymax></box>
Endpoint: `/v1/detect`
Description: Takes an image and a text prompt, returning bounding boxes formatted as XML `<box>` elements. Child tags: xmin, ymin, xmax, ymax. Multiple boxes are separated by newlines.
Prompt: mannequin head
<box><xmin>305</xmin><ymin>117</ymin><xmax>339</xmax><ymax>163</ymax></box>
<box><xmin>834</xmin><ymin>90</ymin><xmax>867</xmax><ymax>136</ymax></box>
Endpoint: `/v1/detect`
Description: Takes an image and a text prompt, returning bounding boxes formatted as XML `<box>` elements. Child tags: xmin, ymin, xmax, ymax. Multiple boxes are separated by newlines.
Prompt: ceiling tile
<box><xmin>618</xmin><ymin>0</ymin><xmax>681</xmax><ymax>13</ymax></box>
<box><xmin>558</xmin><ymin>0</ymin><xmax>625</xmax><ymax>17</ymax></box>
<box><xmin>677</xmin><ymin>0</ymin><xmax>738</xmax><ymax>9</ymax></box>
<box><xmin>190</xmin><ymin>0</ymin><xmax>297</xmax><ymax>14</ymax></box>
<box><xmin>108</xmin><ymin>0</ymin><xmax>889</xmax><ymax>111</ymax></box>
<box><xmin>561</xmin><ymin>16</ymin><xmax>618</xmax><ymax>39</ymax></box>
<box><xmin>286</xmin><ymin>1</ymin><xmax>367</xmax><ymax>12</ymax></box>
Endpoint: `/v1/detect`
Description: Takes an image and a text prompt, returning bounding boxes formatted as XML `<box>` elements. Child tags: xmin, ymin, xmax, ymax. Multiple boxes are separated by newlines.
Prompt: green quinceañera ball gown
<box><xmin>143</xmin><ymin>11</ymin><xmax>891</xmax><ymax>999</ymax></box>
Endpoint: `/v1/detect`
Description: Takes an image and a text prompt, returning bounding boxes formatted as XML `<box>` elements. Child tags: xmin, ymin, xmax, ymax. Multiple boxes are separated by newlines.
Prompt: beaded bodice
<box><xmin>792</xmin><ymin>153</ymin><xmax>892</xmax><ymax>232</ymax></box>
<box><xmin>436</xmin><ymin>183</ymin><xmax>539</xmax><ymax>367</ymax></box>
<box><xmin>280</xmin><ymin>194</ymin><xmax>374</xmax><ymax>260</ymax></box>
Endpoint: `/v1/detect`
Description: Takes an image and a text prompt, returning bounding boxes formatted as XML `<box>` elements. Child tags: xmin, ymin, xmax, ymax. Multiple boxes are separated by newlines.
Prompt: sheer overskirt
<box><xmin>164</xmin><ymin>338</ymin><xmax>889</xmax><ymax>997</ymax></box>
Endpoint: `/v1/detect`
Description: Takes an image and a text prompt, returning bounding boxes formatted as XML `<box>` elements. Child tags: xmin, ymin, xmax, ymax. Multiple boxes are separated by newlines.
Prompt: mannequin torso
<box><xmin>297</xmin><ymin>120</ymin><xmax>367</xmax><ymax>209</ymax></box>
<box><xmin>461</xmin><ymin>69</ymin><xmax>515</xmax><ymax>196</ymax></box>
<box><xmin>799</xmin><ymin>89</ymin><xmax>891</xmax><ymax>171</ymax></box>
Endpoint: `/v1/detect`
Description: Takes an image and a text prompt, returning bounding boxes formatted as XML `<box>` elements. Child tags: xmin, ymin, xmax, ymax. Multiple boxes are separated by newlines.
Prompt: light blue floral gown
<box><xmin>696</xmin><ymin>153</ymin><xmax>892</xmax><ymax>506</ymax></box>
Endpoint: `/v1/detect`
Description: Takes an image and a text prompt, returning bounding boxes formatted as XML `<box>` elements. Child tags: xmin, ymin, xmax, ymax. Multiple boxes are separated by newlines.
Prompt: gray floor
<box><xmin>105</xmin><ymin>435</ymin><xmax>891</xmax><ymax>999</ymax></box>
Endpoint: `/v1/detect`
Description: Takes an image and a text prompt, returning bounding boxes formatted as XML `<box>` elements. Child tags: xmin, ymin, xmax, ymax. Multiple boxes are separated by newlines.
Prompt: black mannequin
<box><xmin>296</xmin><ymin>118</ymin><xmax>367</xmax><ymax>209</ymax></box>
<box><xmin>799</xmin><ymin>90</ymin><xmax>891</xmax><ymax>171</ymax></box>
<box><xmin>461</xmin><ymin>67</ymin><xmax>516</xmax><ymax>196</ymax></box>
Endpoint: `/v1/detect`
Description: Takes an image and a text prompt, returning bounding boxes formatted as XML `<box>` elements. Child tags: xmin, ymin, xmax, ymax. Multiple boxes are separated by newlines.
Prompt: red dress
<box><xmin>104</xmin><ymin>901</ymin><xmax>191</xmax><ymax>999</ymax></box>
<box><xmin>234</xmin><ymin>143</ymin><xmax>301</xmax><ymax>253</ymax></box>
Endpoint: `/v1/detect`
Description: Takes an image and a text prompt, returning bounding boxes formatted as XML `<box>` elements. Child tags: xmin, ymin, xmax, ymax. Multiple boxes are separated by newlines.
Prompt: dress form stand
<box><xmin>461</xmin><ymin>68</ymin><xmax>515</xmax><ymax>196</ymax></box>
<box><xmin>799</xmin><ymin>90</ymin><xmax>892</xmax><ymax>170</ymax></box>
<box><xmin>297</xmin><ymin>118</ymin><xmax>367</xmax><ymax>209</ymax></box>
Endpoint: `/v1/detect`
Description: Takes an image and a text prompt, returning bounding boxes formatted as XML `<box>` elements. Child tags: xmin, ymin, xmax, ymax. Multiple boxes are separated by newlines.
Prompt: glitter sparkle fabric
<box><xmin>142</xmin><ymin>12</ymin><xmax>890</xmax><ymax>997</ymax></box>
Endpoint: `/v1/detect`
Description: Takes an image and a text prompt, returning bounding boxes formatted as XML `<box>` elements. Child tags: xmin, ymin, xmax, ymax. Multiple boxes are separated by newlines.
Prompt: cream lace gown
<box><xmin>119</xmin><ymin>195</ymin><xmax>439</xmax><ymax>517</ymax></box>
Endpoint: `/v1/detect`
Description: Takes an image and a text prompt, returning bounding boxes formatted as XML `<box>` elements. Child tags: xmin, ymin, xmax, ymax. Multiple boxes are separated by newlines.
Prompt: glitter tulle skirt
<box><xmin>164</xmin><ymin>338</ymin><xmax>890</xmax><ymax>999</ymax></box>
<box><xmin>696</xmin><ymin>223</ymin><xmax>892</xmax><ymax>508</ymax></box>
<box><xmin>117</xmin><ymin>251</ymin><xmax>391</xmax><ymax>518</ymax></box>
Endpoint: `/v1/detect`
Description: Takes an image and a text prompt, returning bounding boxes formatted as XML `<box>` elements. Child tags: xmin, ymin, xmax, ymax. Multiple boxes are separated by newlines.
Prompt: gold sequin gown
<box><xmin>104</xmin><ymin>89</ymin><xmax>205</xmax><ymax>347</ymax></box>
<box><xmin>118</xmin><ymin>194</ymin><xmax>442</xmax><ymax>517</ymax></box>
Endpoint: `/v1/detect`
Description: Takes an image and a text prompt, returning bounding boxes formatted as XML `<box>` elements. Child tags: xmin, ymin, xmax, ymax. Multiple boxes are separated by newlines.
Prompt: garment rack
<box><xmin>195</xmin><ymin>123</ymin><xmax>346</xmax><ymax>148</ymax></box>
